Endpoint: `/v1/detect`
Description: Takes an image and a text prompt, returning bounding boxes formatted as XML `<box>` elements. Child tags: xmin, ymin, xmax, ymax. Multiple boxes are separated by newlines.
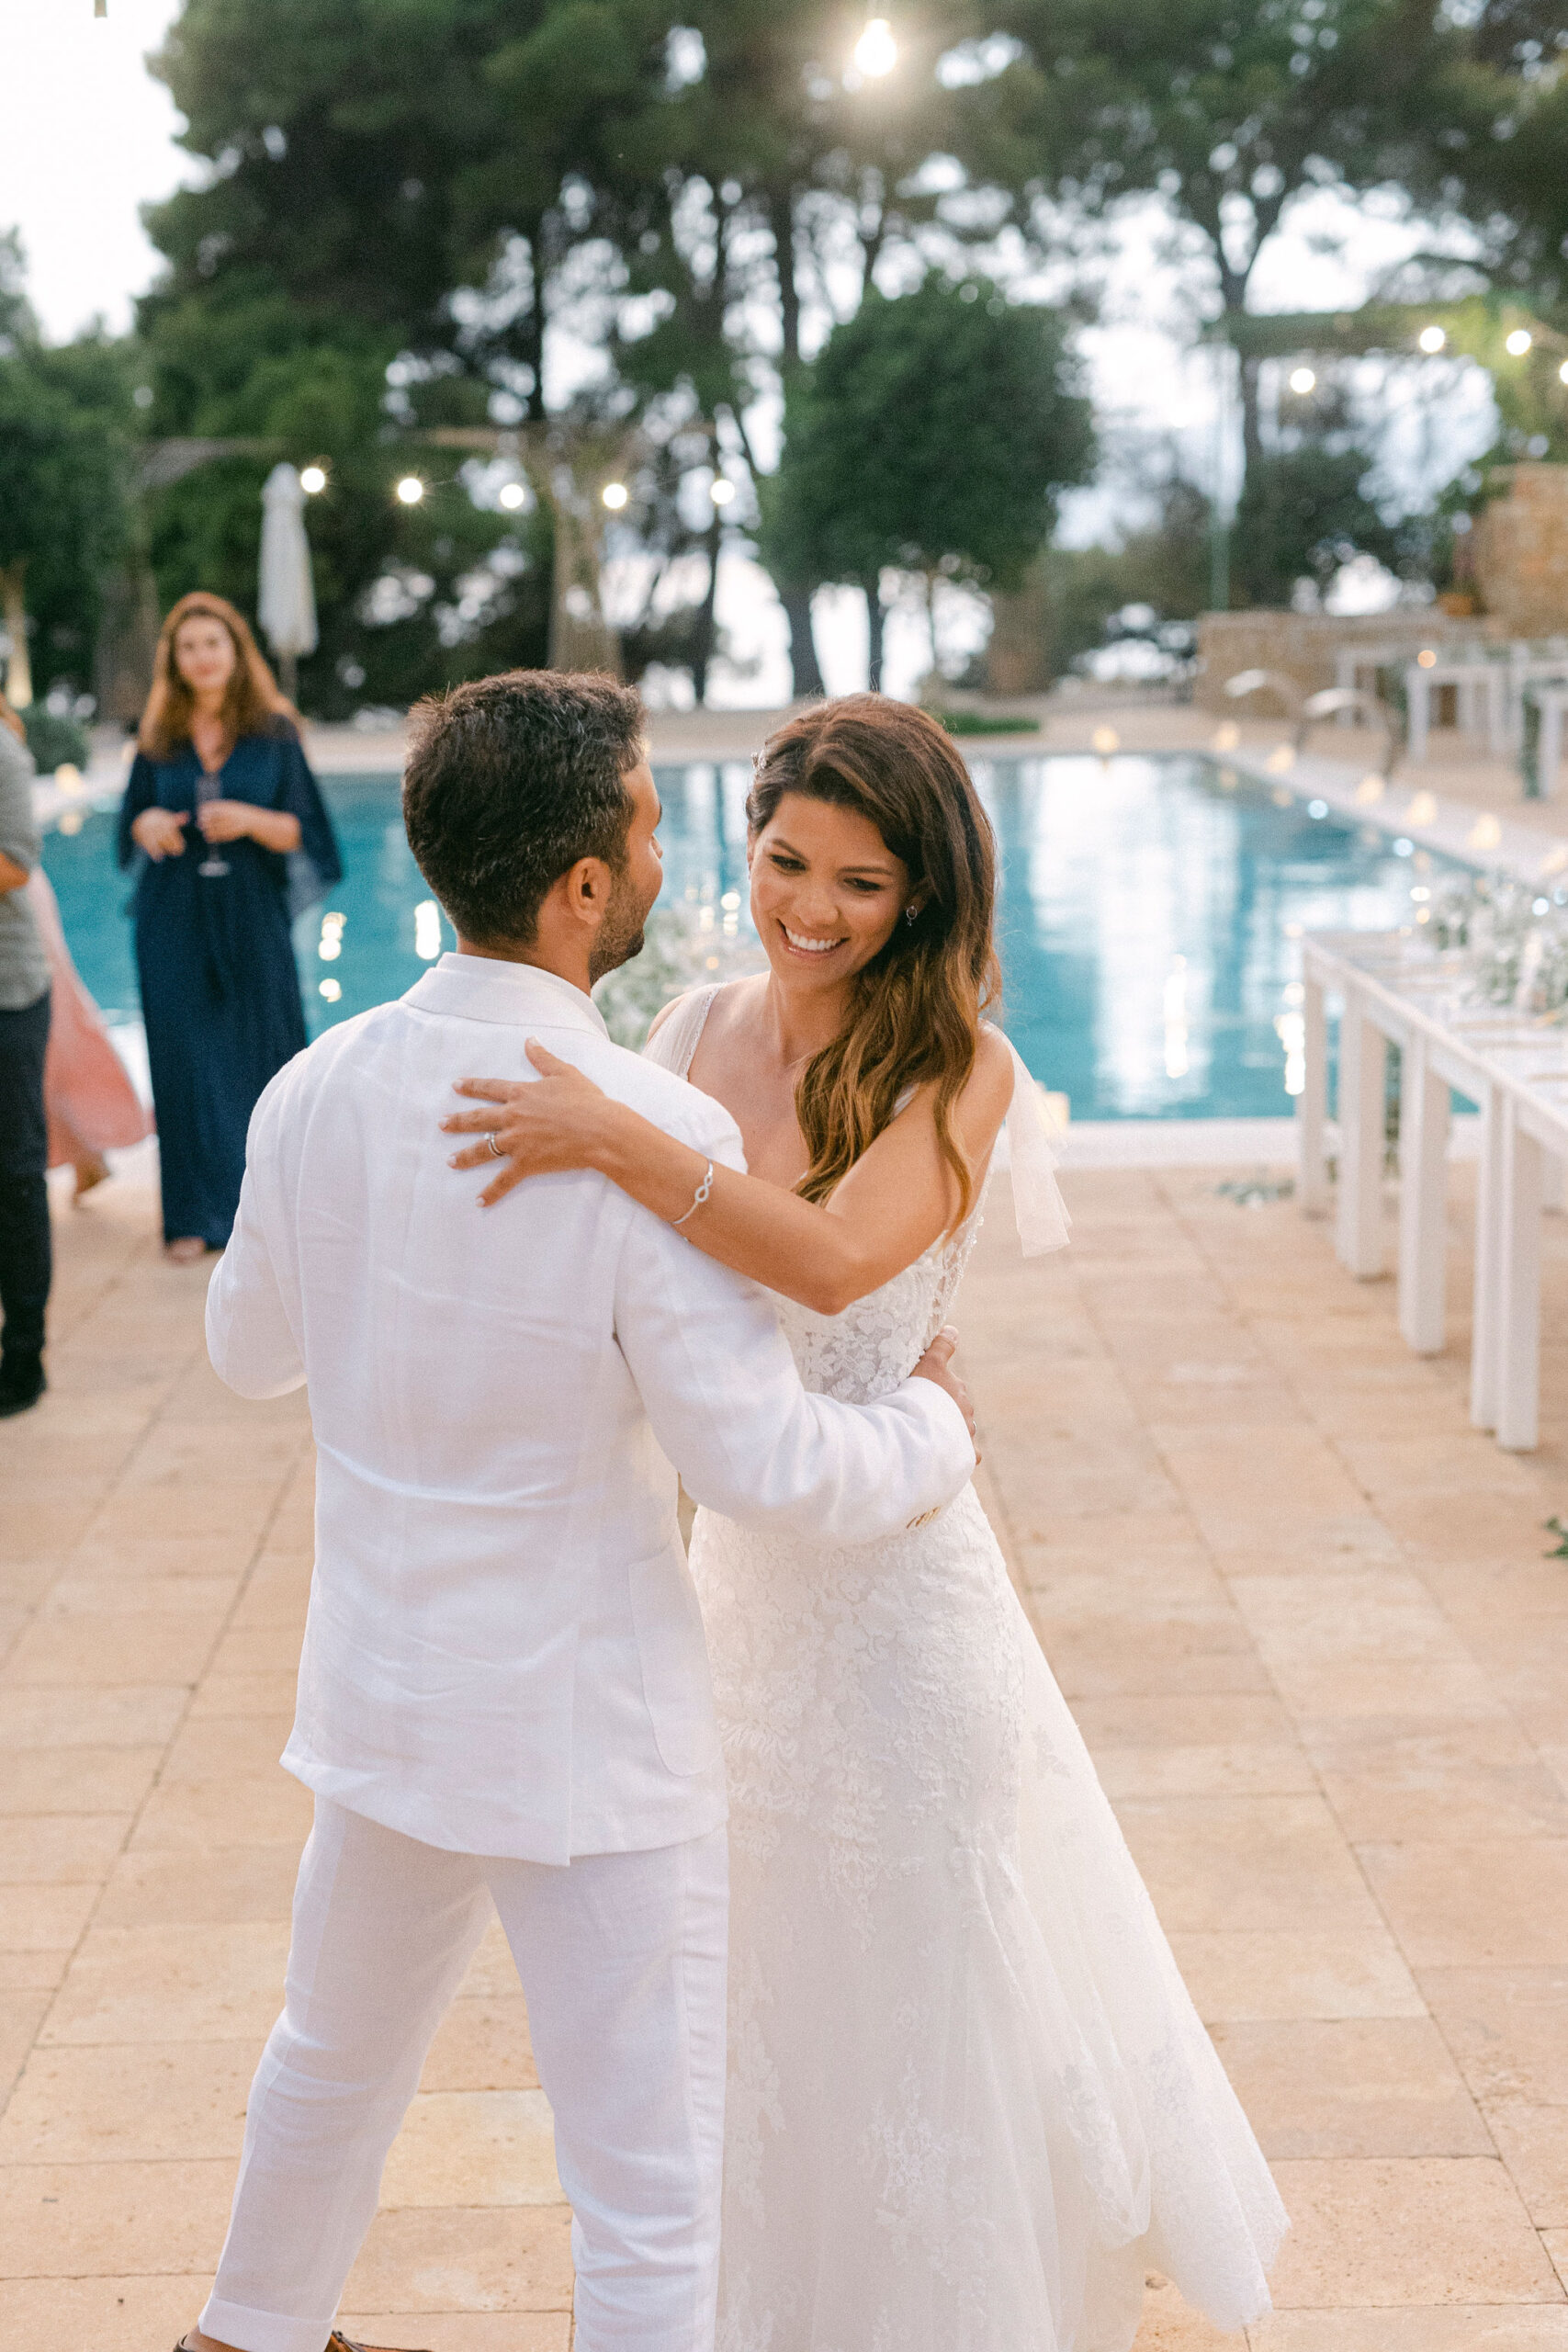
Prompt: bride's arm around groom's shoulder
<box><xmin>605</xmin><ymin>1069</ymin><xmax>976</xmax><ymax>1546</ymax></box>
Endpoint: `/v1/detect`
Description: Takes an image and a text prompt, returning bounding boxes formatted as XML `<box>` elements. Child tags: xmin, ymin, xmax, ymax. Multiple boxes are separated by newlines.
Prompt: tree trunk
<box><xmin>987</xmin><ymin>559</ymin><xmax>1054</xmax><ymax>694</ymax></box>
<box><xmin>865</xmin><ymin>582</ymin><xmax>886</xmax><ymax>694</ymax></box>
<box><xmin>95</xmin><ymin>554</ymin><xmax>161</xmax><ymax>726</ymax></box>
<box><xmin>1238</xmin><ymin>348</ymin><xmax>1264</xmax><ymax>492</ymax></box>
<box><xmin>522</xmin><ymin>216</ymin><xmax>548</xmax><ymax>424</ymax></box>
<box><xmin>778</xmin><ymin>581</ymin><xmax>825</xmax><ymax>701</ymax></box>
<box><xmin>1</xmin><ymin>563</ymin><xmax>32</xmax><ymax>709</ymax></box>
<box><xmin>691</xmin><ymin>511</ymin><xmax>723</xmax><ymax>707</ymax></box>
<box><xmin>768</xmin><ymin>188</ymin><xmax>803</xmax><ymax>367</ymax></box>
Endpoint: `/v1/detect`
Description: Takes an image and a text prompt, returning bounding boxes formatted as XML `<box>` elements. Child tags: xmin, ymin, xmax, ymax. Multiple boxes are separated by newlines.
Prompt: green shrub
<box><xmin>22</xmin><ymin>706</ymin><xmax>90</xmax><ymax>775</ymax></box>
<box><xmin>937</xmin><ymin>711</ymin><xmax>1042</xmax><ymax>737</ymax></box>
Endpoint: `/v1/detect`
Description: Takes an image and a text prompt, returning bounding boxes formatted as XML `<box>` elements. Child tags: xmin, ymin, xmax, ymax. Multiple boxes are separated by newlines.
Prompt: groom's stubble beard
<box><xmin>588</xmin><ymin>859</ymin><xmax>662</xmax><ymax>986</ymax></box>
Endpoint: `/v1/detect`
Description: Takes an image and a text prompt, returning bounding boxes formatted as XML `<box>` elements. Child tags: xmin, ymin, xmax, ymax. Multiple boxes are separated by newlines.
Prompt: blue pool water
<box><xmin>40</xmin><ymin>754</ymin><xmax>1467</xmax><ymax>1122</ymax></box>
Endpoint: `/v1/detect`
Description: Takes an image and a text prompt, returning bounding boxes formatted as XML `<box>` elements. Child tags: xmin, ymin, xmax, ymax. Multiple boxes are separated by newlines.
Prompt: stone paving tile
<box><xmin>1357</xmin><ymin>1840</ymin><xmax>1568</xmax><ymax>1969</ymax></box>
<box><xmin>0</xmin><ymin>2273</ymin><xmax>216</xmax><ymax>2352</ymax></box>
<box><xmin>1206</xmin><ymin>2018</ymin><xmax>1491</xmax><ymax>2158</ymax></box>
<box><xmin>1264</xmin><ymin>2156</ymin><xmax>1563</xmax><ymax>2305</ymax></box>
<box><xmin>0</xmin><ymin>2040</ymin><xmax>258</xmax><ymax>2165</ymax></box>
<box><xmin>1416</xmin><ymin>1966</ymin><xmax>1568</xmax><ymax>2109</ymax></box>
<box><xmin>1251</xmin><ymin>2312</ymin><xmax>1568</xmax><ymax>2348</ymax></box>
<box><xmin>4</xmin><ymin>1162</ymin><xmax>1568</xmax><ymax>2346</ymax></box>
<box><xmin>378</xmin><ymin>2088</ymin><xmax>561</xmax><ymax>2208</ymax></box>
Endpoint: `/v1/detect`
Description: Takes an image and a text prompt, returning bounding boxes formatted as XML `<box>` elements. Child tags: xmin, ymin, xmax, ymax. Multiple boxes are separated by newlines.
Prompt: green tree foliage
<box><xmin>0</xmin><ymin>235</ymin><xmax>134</xmax><ymax>706</ymax></box>
<box><xmin>761</xmin><ymin>278</ymin><xmax>1093</xmax><ymax>685</ymax></box>
<box><xmin>1410</xmin><ymin>7</ymin><xmax>1568</xmax><ymax>315</ymax></box>
<box><xmin>972</xmin><ymin>0</ymin><xmax>1556</xmax><ymax>492</ymax></box>
<box><xmin>1230</xmin><ymin>445</ymin><xmax>1399</xmax><ymax>607</ymax></box>
<box><xmin>136</xmin><ymin>281</ymin><xmax>551</xmax><ymax>718</ymax></box>
<box><xmin>1042</xmin><ymin>479</ymin><xmax>1213</xmax><ymax>673</ymax></box>
<box><xmin>141</xmin><ymin>0</ymin><xmax>1025</xmax><ymax>700</ymax></box>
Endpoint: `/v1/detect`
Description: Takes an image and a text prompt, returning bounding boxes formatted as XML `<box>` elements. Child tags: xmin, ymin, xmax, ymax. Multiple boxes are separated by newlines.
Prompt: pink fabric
<box><xmin>26</xmin><ymin>866</ymin><xmax>152</xmax><ymax>1163</ymax></box>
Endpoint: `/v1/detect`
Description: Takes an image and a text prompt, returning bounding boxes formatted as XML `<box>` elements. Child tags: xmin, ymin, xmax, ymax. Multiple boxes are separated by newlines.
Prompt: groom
<box><xmin>182</xmin><ymin>670</ymin><xmax>977</xmax><ymax>2352</ymax></box>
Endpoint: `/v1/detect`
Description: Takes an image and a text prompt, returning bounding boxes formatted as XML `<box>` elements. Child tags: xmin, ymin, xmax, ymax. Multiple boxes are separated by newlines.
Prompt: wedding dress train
<box><xmin>644</xmin><ymin>989</ymin><xmax>1287</xmax><ymax>2352</ymax></box>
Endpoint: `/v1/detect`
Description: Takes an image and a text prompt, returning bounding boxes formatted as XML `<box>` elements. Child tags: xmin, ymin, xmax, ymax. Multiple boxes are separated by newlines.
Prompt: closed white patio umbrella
<box><xmin>258</xmin><ymin>462</ymin><xmax>318</xmax><ymax>699</ymax></box>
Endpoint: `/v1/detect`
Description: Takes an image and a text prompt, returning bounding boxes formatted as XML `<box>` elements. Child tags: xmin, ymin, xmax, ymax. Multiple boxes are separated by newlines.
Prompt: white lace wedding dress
<box><xmin>644</xmin><ymin>988</ymin><xmax>1287</xmax><ymax>2352</ymax></box>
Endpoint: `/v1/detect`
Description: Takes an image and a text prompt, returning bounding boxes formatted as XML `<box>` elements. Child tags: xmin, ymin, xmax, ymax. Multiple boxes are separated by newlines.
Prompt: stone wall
<box><xmin>1193</xmin><ymin>609</ymin><xmax>1463</xmax><ymax>713</ymax></box>
<box><xmin>1474</xmin><ymin>464</ymin><xmax>1568</xmax><ymax>638</ymax></box>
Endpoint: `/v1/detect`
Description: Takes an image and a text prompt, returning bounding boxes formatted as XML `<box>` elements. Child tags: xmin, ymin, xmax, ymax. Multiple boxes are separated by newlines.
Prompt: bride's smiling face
<box><xmin>749</xmin><ymin>790</ymin><xmax>918</xmax><ymax>990</ymax></box>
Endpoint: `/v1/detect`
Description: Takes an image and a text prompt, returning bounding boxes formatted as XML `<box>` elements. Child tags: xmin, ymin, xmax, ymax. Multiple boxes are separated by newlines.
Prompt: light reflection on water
<box><xmin>39</xmin><ymin>753</ymin><xmax>1468</xmax><ymax>1123</ymax></box>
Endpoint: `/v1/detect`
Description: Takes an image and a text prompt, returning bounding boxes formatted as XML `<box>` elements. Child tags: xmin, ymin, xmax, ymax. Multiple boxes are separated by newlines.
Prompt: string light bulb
<box><xmin>1506</xmin><ymin>329</ymin><xmax>1533</xmax><ymax>356</ymax></box>
<box><xmin>602</xmin><ymin>481</ymin><xmax>629</xmax><ymax>510</ymax></box>
<box><xmin>852</xmin><ymin>17</ymin><xmax>897</xmax><ymax>74</ymax></box>
<box><xmin>299</xmin><ymin>465</ymin><xmax>327</xmax><ymax>494</ymax></box>
<box><xmin>1418</xmin><ymin>324</ymin><xmax>1446</xmax><ymax>354</ymax></box>
<box><xmin>396</xmin><ymin>476</ymin><xmax>424</xmax><ymax>504</ymax></box>
<box><xmin>1289</xmin><ymin>367</ymin><xmax>1316</xmax><ymax>395</ymax></box>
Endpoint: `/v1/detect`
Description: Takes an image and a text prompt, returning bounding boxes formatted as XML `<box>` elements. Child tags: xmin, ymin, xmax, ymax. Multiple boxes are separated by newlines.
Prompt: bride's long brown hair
<box><xmin>748</xmin><ymin>695</ymin><xmax>1001</xmax><ymax>1220</ymax></box>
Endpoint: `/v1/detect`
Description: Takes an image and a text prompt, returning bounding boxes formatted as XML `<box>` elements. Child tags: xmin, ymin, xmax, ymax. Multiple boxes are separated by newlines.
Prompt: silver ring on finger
<box><xmin>485</xmin><ymin>1132</ymin><xmax>504</xmax><ymax>1159</ymax></box>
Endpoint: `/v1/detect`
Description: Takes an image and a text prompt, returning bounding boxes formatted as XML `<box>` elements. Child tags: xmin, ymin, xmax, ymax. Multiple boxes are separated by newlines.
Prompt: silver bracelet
<box><xmin>671</xmin><ymin>1160</ymin><xmax>714</xmax><ymax>1229</ymax></box>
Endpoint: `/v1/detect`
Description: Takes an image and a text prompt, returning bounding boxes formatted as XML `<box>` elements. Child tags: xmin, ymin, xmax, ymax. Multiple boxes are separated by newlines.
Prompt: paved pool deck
<box><xmin>4</xmin><ymin>1152</ymin><xmax>1567</xmax><ymax>2350</ymax></box>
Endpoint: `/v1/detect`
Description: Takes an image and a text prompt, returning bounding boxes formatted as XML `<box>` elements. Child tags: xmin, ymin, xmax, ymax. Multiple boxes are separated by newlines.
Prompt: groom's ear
<box><xmin>555</xmin><ymin>854</ymin><xmax>615</xmax><ymax>934</ymax></box>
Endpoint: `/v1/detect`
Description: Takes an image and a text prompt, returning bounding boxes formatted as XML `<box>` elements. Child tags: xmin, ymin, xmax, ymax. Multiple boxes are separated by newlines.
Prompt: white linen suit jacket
<box><xmin>207</xmin><ymin>953</ymin><xmax>976</xmax><ymax>1863</ymax></box>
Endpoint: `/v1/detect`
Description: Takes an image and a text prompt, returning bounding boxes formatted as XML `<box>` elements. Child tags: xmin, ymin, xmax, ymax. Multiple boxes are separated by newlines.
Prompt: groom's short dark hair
<box><xmin>403</xmin><ymin>670</ymin><xmax>645</xmax><ymax>947</ymax></box>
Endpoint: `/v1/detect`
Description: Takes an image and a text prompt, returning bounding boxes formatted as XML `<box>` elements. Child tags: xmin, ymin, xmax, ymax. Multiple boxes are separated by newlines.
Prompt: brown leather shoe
<box><xmin>174</xmin><ymin>2335</ymin><xmax>431</xmax><ymax>2352</ymax></box>
<box><xmin>327</xmin><ymin>2335</ymin><xmax>433</xmax><ymax>2352</ymax></box>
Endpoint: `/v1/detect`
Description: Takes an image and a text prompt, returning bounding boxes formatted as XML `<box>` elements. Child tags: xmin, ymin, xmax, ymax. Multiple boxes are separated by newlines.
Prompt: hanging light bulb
<box><xmin>1418</xmin><ymin>324</ymin><xmax>1446</xmax><ymax>354</ymax></box>
<box><xmin>852</xmin><ymin>17</ymin><xmax>897</xmax><ymax>75</ymax></box>
<box><xmin>1506</xmin><ymin>329</ymin><xmax>1533</xmax><ymax>357</ymax></box>
<box><xmin>1288</xmin><ymin>367</ymin><xmax>1316</xmax><ymax>395</ymax></box>
<box><xmin>602</xmin><ymin>481</ymin><xmax>629</xmax><ymax>510</ymax></box>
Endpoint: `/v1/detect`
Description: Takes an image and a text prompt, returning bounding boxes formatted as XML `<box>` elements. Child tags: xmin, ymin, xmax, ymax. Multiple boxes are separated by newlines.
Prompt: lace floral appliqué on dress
<box><xmin>645</xmin><ymin>989</ymin><xmax>1286</xmax><ymax>2352</ymax></box>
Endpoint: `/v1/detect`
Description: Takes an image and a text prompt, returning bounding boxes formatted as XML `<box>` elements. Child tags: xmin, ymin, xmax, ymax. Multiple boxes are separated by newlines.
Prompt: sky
<box><xmin>2</xmin><ymin>0</ymin><xmax>187</xmax><ymax>342</ymax></box>
<box><xmin>2</xmin><ymin>0</ymin><xmax>1499</xmax><ymax>705</ymax></box>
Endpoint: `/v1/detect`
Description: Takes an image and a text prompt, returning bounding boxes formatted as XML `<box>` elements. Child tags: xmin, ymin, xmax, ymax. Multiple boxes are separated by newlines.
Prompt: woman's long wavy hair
<box><xmin>138</xmin><ymin>592</ymin><xmax>298</xmax><ymax>759</ymax></box>
<box><xmin>748</xmin><ymin>695</ymin><xmax>1001</xmax><ymax>1223</ymax></box>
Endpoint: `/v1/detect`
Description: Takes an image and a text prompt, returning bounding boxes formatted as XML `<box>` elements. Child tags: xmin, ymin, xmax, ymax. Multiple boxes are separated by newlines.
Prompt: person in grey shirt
<box><xmin>0</xmin><ymin>692</ymin><xmax>51</xmax><ymax>1415</ymax></box>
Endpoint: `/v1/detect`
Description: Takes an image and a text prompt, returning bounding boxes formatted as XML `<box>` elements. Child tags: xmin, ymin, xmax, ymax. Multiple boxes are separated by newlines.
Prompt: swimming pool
<box><xmin>40</xmin><ymin>753</ymin><xmax>1466</xmax><ymax>1122</ymax></box>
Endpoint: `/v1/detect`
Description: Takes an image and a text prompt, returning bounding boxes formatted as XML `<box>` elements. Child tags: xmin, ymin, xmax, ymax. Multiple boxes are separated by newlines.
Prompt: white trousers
<box><xmin>200</xmin><ymin>1798</ymin><xmax>728</xmax><ymax>2352</ymax></box>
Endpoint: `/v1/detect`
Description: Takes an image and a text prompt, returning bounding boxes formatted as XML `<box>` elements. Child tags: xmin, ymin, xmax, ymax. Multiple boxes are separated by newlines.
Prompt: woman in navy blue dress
<box><xmin>118</xmin><ymin>593</ymin><xmax>341</xmax><ymax>1261</ymax></box>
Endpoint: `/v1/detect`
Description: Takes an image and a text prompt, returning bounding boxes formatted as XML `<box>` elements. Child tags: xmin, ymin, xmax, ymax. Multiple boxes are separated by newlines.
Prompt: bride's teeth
<box><xmin>784</xmin><ymin>927</ymin><xmax>839</xmax><ymax>954</ymax></box>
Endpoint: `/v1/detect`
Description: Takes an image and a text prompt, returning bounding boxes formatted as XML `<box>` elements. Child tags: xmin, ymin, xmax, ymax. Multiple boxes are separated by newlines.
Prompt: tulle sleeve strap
<box><xmin>993</xmin><ymin>1030</ymin><xmax>1071</xmax><ymax>1257</ymax></box>
<box><xmin>274</xmin><ymin>729</ymin><xmax>344</xmax><ymax>919</ymax></box>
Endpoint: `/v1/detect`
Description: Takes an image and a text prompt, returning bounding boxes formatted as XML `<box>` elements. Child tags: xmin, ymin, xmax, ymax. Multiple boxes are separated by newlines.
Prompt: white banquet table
<box><xmin>1300</xmin><ymin>929</ymin><xmax>1568</xmax><ymax>1451</ymax></box>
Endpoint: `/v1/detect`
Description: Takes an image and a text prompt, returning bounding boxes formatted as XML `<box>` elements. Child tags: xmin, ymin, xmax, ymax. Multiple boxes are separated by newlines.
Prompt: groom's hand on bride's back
<box><xmin>912</xmin><ymin>1328</ymin><xmax>978</xmax><ymax>1462</ymax></box>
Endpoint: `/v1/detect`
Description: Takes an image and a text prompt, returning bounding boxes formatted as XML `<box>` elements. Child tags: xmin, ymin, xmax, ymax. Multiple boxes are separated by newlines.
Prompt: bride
<box><xmin>444</xmin><ymin>695</ymin><xmax>1286</xmax><ymax>2352</ymax></box>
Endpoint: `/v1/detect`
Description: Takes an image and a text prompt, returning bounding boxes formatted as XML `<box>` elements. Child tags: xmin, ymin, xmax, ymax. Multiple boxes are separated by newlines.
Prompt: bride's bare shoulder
<box><xmin>649</xmin><ymin>973</ymin><xmax>766</xmax><ymax>1048</ymax></box>
<box><xmin>955</xmin><ymin>1025</ymin><xmax>1016</xmax><ymax>1150</ymax></box>
<box><xmin>972</xmin><ymin>1023</ymin><xmax>1015</xmax><ymax>1097</ymax></box>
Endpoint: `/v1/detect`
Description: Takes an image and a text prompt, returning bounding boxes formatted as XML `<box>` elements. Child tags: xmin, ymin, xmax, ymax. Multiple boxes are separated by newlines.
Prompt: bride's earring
<box><xmin>904</xmin><ymin>902</ymin><xmax>920</xmax><ymax>926</ymax></box>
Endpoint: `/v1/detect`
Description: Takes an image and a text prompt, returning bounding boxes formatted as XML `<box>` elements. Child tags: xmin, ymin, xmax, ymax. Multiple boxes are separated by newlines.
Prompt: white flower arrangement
<box><xmin>592</xmin><ymin>885</ymin><xmax>767</xmax><ymax>1050</ymax></box>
